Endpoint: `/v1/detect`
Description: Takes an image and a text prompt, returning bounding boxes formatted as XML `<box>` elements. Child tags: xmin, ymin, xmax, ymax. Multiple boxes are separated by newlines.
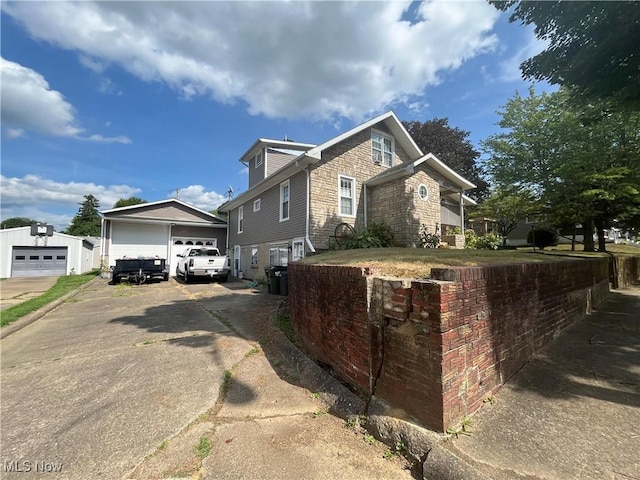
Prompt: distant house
<box><xmin>218</xmin><ymin>111</ymin><xmax>476</xmax><ymax>280</ymax></box>
<box><xmin>0</xmin><ymin>226</ymin><xmax>98</xmax><ymax>278</ymax></box>
<box><xmin>100</xmin><ymin>198</ymin><xmax>227</xmax><ymax>276</ymax></box>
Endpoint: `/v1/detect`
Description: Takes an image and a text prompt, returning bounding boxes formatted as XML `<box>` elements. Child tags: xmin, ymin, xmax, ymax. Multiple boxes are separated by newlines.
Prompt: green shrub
<box><xmin>342</xmin><ymin>222</ymin><xmax>394</xmax><ymax>249</ymax></box>
<box><xmin>527</xmin><ymin>227</ymin><xmax>558</xmax><ymax>250</ymax></box>
<box><xmin>464</xmin><ymin>230</ymin><xmax>501</xmax><ymax>250</ymax></box>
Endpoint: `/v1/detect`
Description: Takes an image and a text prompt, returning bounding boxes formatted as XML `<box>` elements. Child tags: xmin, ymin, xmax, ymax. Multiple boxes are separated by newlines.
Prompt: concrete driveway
<box><xmin>0</xmin><ymin>277</ymin><xmax>414</xmax><ymax>480</ymax></box>
<box><xmin>1</xmin><ymin>276</ymin><xmax>60</xmax><ymax>310</ymax></box>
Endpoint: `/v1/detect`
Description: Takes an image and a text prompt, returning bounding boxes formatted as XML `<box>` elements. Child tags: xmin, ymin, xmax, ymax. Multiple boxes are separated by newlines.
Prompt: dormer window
<box><xmin>254</xmin><ymin>151</ymin><xmax>263</xmax><ymax>168</ymax></box>
<box><xmin>371</xmin><ymin>130</ymin><xmax>394</xmax><ymax>167</ymax></box>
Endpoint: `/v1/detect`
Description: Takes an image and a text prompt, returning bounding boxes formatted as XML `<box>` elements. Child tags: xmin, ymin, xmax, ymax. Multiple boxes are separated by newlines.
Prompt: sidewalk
<box><xmin>443</xmin><ymin>286</ymin><xmax>640</xmax><ymax>480</ymax></box>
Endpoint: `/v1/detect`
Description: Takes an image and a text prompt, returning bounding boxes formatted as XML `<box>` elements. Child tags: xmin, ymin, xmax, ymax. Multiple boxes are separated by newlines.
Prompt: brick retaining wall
<box><xmin>288</xmin><ymin>257</ymin><xmax>613</xmax><ymax>431</ymax></box>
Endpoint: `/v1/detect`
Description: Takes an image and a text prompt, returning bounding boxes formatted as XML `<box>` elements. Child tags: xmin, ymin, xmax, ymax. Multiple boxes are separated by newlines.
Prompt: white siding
<box><xmin>109</xmin><ymin>223</ymin><xmax>170</xmax><ymax>265</ymax></box>
<box><xmin>0</xmin><ymin>227</ymin><xmax>91</xmax><ymax>278</ymax></box>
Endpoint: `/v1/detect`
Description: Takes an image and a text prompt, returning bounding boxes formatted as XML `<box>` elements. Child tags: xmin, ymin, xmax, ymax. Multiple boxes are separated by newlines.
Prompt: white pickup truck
<box><xmin>175</xmin><ymin>247</ymin><xmax>230</xmax><ymax>283</ymax></box>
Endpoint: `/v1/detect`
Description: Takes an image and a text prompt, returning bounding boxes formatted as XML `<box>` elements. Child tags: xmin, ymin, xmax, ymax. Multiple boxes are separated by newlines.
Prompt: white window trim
<box><xmin>292</xmin><ymin>238</ymin><xmax>305</xmax><ymax>262</ymax></box>
<box><xmin>371</xmin><ymin>129</ymin><xmax>395</xmax><ymax>167</ymax></box>
<box><xmin>269</xmin><ymin>243</ymin><xmax>289</xmax><ymax>267</ymax></box>
<box><xmin>418</xmin><ymin>183</ymin><xmax>429</xmax><ymax>201</ymax></box>
<box><xmin>338</xmin><ymin>175</ymin><xmax>356</xmax><ymax>218</ymax></box>
<box><xmin>237</xmin><ymin>206</ymin><xmax>244</xmax><ymax>233</ymax></box>
<box><xmin>250</xmin><ymin>245</ymin><xmax>258</xmax><ymax>267</ymax></box>
<box><xmin>253</xmin><ymin>198</ymin><xmax>261</xmax><ymax>212</ymax></box>
<box><xmin>255</xmin><ymin>150</ymin><xmax>263</xmax><ymax>168</ymax></box>
<box><xmin>280</xmin><ymin>179</ymin><xmax>290</xmax><ymax>222</ymax></box>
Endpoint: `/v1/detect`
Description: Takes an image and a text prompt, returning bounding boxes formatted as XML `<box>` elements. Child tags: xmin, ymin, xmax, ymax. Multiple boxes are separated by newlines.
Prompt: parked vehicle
<box><xmin>112</xmin><ymin>257</ymin><xmax>169</xmax><ymax>284</ymax></box>
<box><xmin>175</xmin><ymin>247</ymin><xmax>230</xmax><ymax>283</ymax></box>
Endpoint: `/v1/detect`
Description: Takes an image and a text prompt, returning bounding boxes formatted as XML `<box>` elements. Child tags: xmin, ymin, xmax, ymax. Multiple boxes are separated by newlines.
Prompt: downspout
<box><xmin>225</xmin><ymin>213</ymin><xmax>230</xmax><ymax>256</ymax></box>
<box><xmin>459</xmin><ymin>191</ymin><xmax>465</xmax><ymax>231</ymax></box>
<box><xmin>364</xmin><ymin>184</ymin><xmax>368</xmax><ymax>228</ymax></box>
<box><xmin>296</xmin><ymin>159</ymin><xmax>316</xmax><ymax>253</ymax></box>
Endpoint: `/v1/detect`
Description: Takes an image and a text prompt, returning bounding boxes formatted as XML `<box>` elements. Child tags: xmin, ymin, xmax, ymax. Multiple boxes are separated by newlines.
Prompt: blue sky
<box><xmin>1</xmin><ymin>1</ymin><xmax>552</xmax><ymax>231</ymax></box>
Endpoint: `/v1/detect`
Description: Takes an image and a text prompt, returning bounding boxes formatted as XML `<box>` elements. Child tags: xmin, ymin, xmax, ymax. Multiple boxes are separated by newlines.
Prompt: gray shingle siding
<box><xmin>266</xmin><ymin>150</ymin><xmax>296</xmax><ymax>177</ymax></box>
<box><xmin>228</xmin><ymin>169</ymin><xmax>307</xmax><ymax>247</ymax></box>
<box><xmin>248</xmin><ymin>147</ymin><xmax>266</xmax><ymax>189</ymax></box>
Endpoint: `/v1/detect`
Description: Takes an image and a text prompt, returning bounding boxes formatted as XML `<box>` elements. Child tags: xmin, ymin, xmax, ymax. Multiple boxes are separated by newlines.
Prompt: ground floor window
<box><xmin>269</xmin><ymin>245</ymin><xmax>288</xmax><ymax>266</ymax></box>
<box><xmin>251</xmin><ymin>246</ymin><xmax>258</xmax><ymax>267</ymax></box>
<box><xmin>292</xmin><ymin>239</ymin><xmax>304</xmax><ymax>261</ymax></box>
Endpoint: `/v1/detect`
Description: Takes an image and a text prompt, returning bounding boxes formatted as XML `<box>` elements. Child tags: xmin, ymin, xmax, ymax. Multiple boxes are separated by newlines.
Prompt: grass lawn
<box><xmin>298</xmin><ymin>244</ymin><xmax>640</xmax><ymax>279</ymax></box>
<box><xmin>1</xmin><ymin>271</ymin><xmax>99</xmax><ymax>327</ymax></box>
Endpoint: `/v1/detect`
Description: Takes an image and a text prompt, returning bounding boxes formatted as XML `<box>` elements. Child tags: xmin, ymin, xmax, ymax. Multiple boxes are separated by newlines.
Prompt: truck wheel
<box><xmin>185</xmin><ymin>272</ymin><xmax>192</xmax><ymax>283</ymax></box>
<box><xmin>220</xmin><ymin>275</ymin><xmax>228</xmax><ymax>283</ymax></box>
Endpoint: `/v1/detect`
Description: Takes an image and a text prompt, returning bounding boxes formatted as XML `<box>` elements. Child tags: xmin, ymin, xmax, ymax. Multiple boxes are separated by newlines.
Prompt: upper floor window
<box><xmin>255</xmin><ymin>151</ymin><xmax>263</xmax><ymax>168</ymax></box>
<box><xmin>371</xmin><ymin>130</ymin><xmax>394</xmax><ymax>167</ymax></box>
<box><xmin>254</xmin><ymin>198</ymin><xmax>261</xmax><ymax>212</ymax></box>
<box><xmin>238</xmin><ymin>206</ymin><xmax>244</xmax><ymax>233</ymax></box>
<box><xmin>280</xmin><ymin>180</ymin><xmax>290</xmax><ymax>221</ymax></box>
<box><xmin>339</xmin><ymin>175</ymin><xmax>356</xmax><ymax>217</ymax></box>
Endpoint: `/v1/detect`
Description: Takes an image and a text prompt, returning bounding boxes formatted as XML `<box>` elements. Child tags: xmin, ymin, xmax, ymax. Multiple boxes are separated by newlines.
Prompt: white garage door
<box><xmin>12</xmin><ymin>246</ymin><xmax>68</xmax><ymax>277</ymax></box>
<box><xmin>110</xmin><ymin>223</ymin><xmax>170</xmax><ymax>264</ymax></box>
<box><xmin>170</xmin><ymin>237</ymin><xmax>217</xmax><ymax>276</ymax></box>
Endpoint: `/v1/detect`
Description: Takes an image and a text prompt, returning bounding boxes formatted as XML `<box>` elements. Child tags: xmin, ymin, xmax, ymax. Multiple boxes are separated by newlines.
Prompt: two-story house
<box><xmin>218</xmin><ymin>111</ymin><xmax>476</xmax><ymax>280</ymax></box>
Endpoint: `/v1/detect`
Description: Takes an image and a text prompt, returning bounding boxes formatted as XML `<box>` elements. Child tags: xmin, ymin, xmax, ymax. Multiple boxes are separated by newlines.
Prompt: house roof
<box><xmin>239</xmin><ymin>138</ymin><xmax>316</xmax><ymax>164</ymax></box>
<box><xmin>364</xmin><ymin>152</ymin><xmax>477</xmax><ymax>191</ymax></box>
<box><xmin>101</xmin><ymin>198</ymin><xmax>227</xmax><ymax>225</ymax></box>
<box><xmin>220</xmin><ymin>111</ymin><xmax>425</xmax><ymax>211</ymax></box>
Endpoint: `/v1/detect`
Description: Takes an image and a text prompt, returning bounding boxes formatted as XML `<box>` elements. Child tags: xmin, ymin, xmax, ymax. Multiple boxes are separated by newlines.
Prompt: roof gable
<box><xmin>101</xmin><ymin>199</ymin><xmax>226</xmax><ymax>225</ymax></box>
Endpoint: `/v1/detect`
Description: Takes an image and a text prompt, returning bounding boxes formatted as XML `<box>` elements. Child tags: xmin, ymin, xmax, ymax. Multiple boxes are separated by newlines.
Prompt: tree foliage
<box><xmin>470</xmin><ymin>187</ymin><xmax>539</xmax><ymax>246</ymax></box>
<box><xmin>113</xmin><ymin>197</ymin><xmax>147</xmax><ymax>208</ymax></box>
<box><xmin>1</xmin><ymin>217</ymin><xmax>39</xmax><ymax>229</ymax></box>
<box><xmin>66</xmin><ymin>194</ymin><xmax>102</xmax><ymax>237</ymax></box>
<box><xmin>483</xmin><ymin>87</ymin><xmax>640</xmax><ymax>251</ymax></box>
<box><xmin>491</xmin><ymin>1</ymin><xmax>640</xmax><ymax>109</ymax></box>
<box><xmin>403</xmin><ymin>118</ymin><xmax>489</xmax><ymax>200</ymax></box>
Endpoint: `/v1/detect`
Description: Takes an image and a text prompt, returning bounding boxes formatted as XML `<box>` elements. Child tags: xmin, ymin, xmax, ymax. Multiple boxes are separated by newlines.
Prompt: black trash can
<box><xmin>279</xmin><ymin>269</ymin><xmax>289</xmax><ymax>296</ymax></box>
<box><xmin>264</xmin><ymin>266</ymin><xmax>280</xmax><ymax>295</ymax></box>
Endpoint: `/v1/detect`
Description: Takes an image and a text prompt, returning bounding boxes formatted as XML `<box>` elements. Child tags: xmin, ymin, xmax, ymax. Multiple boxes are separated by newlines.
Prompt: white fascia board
<box><xmin>101</xmin><ymin>198</ymin><xmax>226</xmax><ymax>223</ymax></box>
<box><xmin>220</xmin><ymin>157</ymin><xmax>307</xmax><ymax>211</ymax></box>
<box><xmin>109</xmin><ymin>217</ymin><xmax>227</xmax><ymax>227</ymax></box>
<box><xmin>239</xmin><ymin>138</ymin><xmax>316</xmax><ymax>164</ymax></box>
<box><xmin>306</xmin><ymin>110</ymin><xmax>423</xmax><ymax>161</ymax></box>
<box><xmin>422</xmin><ymin>153</ymin><xmax>477</xmax><ymax>190</ymax></box>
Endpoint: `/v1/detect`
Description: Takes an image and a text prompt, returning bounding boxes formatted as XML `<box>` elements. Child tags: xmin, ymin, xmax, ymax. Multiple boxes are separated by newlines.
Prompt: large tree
<box><xmin>1</xmin><ymin>217</ymin><xmax>39</xmax><ymax>229</ymax></box>
<box><xmin>403</xmin><ymin>118</ymin><xmax>489</xmax><ymax>200</ymax></box>
<box><xmin>66</xmin><ymin>194</ymin><xmax>102</xmax><ymax>237</ymax></box>
<box><xmin>483</xmin><ymin>87</ymin><xmax>640</xmax><ymax>251</ymax></box>
<box><xmin>491</xmin><ymin>1</ymin><xmax>640</xmax><ymax>109</ymax></box>
<box><xmin>112</xmin><ymin>197</ymin><xmax>147</xmax><ymax>208</ymax></box>
<box><xmin>469</xmin><ymin>187</ymin><xmax>539</xmax><ymax>246</ymax></box>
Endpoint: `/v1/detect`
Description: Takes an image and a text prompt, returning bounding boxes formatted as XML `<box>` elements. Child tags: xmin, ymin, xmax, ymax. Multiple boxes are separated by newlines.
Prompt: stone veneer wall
<box><xmin>369</xmin><ymin>170</ymin><xmax>441</xmax><ymax>247</ymax></box>
<box><xmin>308</xmin><ymin>124</ymin><xmax>411</xmax><ymax>250</ymax></box>
<box><xmin>288</xmin><ymin>257</ymin><xmax>612</xmax><ymax>432</ymax></box>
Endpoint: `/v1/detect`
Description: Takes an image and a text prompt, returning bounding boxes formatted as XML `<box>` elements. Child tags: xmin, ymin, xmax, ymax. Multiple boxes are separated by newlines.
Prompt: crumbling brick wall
<box><xmin>288</xmin><ymin>257</ymin><xmax>611</xmax><ymax>431</ymax></box>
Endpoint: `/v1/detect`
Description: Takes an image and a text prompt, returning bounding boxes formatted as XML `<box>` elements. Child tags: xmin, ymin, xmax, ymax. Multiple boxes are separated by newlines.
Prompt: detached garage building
<box><xmin>0</xmin><ymin>227</ymin><xmax>97</xmax><ymax>278</ymax></box>
<box><xmin>100</xmin><ymin>199</ymin><xmax>227</xmax><ymax>277</ymax></box>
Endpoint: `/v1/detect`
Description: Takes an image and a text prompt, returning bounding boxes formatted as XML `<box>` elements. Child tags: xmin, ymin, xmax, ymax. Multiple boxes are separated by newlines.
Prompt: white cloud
<box><xmin>97</xmin><ymin>77</ymin><xmax>122</xmax><ymax>96</ymax></box>
<box><xmin>0</xmin><ymin>57</ymin><xmax>131</xmax><ymax>143</ymax></box>
<box><xmin>5</xmin><ymin>128</ymin><xmax>25</xmax><ymax>139</ymax></box>
<box><xmin>172</xmin><ymin>185</ymin><xmax>227</xmax><ymax>212</ymax></box>
<box><xmin>0</xmin><ymin>174</ymin><xmax>142</xmax><ymax>230</ymax></box>
<box><xmin>3</xmin><ymin>1</ymin><xmax>501</xmax><ymax>123</ymax></box>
